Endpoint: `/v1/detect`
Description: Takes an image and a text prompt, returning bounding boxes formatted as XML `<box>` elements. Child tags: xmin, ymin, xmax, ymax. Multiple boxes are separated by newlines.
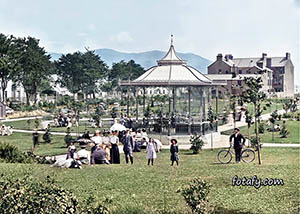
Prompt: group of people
<box><xmin>1</xmin><ymin>124</ymin><xmax>13</xmax><ymax>136</ymax></box>
<box><xmin>52</xmin><ymin>128</ymin><xmax>179</xmax><ymax>168</ymax></box>
<box><xmin>53</xmin><ymin>113</ymin><xmax>79</xmax><ymax>128</ymax></box>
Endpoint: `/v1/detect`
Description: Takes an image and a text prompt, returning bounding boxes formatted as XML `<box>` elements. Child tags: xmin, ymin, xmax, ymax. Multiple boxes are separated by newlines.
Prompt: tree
<box><xmin>108</xmin><ymin>60</ymin><xmax>145</xmax><ymax>89</ymax></box>
<box><xmin>81</xmin><ymin>49</ymin><xmax>108</xmax><ymax>98</ymax></box>
<box><xmin>244</xmin><ymin>109</ymin><xmax>253</xmax><ymax>146</ymax></box>
<box><xmin>269</xmin><ymin>110</ymin><xmax>279</xmax><ymax>141</ymax></box>
<box><xmin>0</xmin><ymin>34</ymin><xmax>18</xmax><ymax>102</ymax></box>
<box><xmin>12</xmin><ymin>36</ymin><xmax>53</xmax><ymax>105</ymax></box>
<box><xmin>207</xmin><ymin>105</ymin><xmax>216</xmax><ymax>150</ymax></box>
<box><xmin>240</xmin><ymin>76</ymin><xmax>267</xmax><ymax>165</ymax></box>
<box><xmin>55</xmin><ymin>52</ymin><xmax>85</xmax><ymax>97</ymax></box>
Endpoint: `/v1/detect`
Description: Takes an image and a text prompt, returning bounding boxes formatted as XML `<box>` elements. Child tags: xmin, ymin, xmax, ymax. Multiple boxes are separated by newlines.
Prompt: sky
<box><xmin>0</xmin><ymin>0</ymin><xmax>299</xmax><ymax>83</ymax></box>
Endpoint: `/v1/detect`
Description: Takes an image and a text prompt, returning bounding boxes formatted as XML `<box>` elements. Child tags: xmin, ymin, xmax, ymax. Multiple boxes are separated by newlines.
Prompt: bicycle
<box><xmin>217</xmin><ymin>144</ymin><xmax>255</xmax><ymax>164</ymax></box>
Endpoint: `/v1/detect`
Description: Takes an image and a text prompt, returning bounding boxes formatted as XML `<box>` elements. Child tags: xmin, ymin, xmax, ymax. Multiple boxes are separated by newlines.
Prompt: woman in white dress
<box><xmin>146</xmin><ymin>138</ymin><xmax>157</xmax><ymax>166</ymax></box>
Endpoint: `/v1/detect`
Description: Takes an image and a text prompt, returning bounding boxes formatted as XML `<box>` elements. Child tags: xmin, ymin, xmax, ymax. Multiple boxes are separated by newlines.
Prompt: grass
<box><xmin>222</xmin><ymin>120</ymin><xmax>300</xmax><ymax>144</ymax></box>
<box><xmin>0</xmin><ymin>132</ymin><xmax>67</xmax><ymax>156</ymax></box>
<box><xmin>0</xmin><ymin>147</ymin><xmax>299</xmax><ymax>214</ymax></box>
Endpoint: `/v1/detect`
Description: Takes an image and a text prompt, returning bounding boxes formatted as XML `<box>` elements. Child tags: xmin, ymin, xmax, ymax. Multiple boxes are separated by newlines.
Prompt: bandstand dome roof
<box><xmin>121</xmin><ymin>36</ymin><xmax>216</xmax><ymax>87</ymax></box>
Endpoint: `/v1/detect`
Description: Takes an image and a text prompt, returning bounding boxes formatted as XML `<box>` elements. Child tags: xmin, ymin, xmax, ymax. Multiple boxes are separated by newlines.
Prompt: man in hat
<box><xmin>229</xmin><ymin>128</ymin><xmax>246</xmax><ymax>163</ymax></box>
<box><xmin>122</xmin><ymin>129</ymin><xmax>134</xmax><ymax>164</ymax></box>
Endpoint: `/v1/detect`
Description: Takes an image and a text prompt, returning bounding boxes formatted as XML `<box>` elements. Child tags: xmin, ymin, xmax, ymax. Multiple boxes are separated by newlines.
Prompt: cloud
<box><xmin>109</xmin><ymin>31</ymin><xmax>134</xmax><ymax>45</ymax></box>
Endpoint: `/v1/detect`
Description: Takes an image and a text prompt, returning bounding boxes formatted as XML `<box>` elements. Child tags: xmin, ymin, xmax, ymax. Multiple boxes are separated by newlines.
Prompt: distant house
<box><xmin>0</xmin><ymin>102</ymin><xmax>6</xmax><ymax>119</ymax></box>
<box><xmin>207</xmin><ymin>53</ymin><xmax>294</xmax><ymax>97</ymax></box>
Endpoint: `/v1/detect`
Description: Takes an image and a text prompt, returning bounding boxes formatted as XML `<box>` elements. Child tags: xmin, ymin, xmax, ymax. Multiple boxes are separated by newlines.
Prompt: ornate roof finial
<box><xmin>171</xmin><ymin>34</ymin><xmax>173</xmax><ymax>46</ymax></box>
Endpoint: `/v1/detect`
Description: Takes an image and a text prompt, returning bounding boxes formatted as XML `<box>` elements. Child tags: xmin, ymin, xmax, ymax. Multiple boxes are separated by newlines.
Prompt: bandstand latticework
<box><xmin>121</xmin><ymin>38</ymin><xmax>224</xmax><ymax>136</ymax></box>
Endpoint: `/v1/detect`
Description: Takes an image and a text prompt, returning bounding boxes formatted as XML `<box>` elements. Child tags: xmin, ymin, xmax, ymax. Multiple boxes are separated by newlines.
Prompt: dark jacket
<box><xmin>229</xmin><ymin>133</ymin><xmax>246</xmax><ymax>149</ymax></box>
<box><xmin>91</xmin><ymin>148</ymin><xmax>107</xmax><ymax>164</ymax></box>
<box><xmin>122</xmin><ymin>134</ymin><xmax>134</xmax><ymax>152</ymax></box>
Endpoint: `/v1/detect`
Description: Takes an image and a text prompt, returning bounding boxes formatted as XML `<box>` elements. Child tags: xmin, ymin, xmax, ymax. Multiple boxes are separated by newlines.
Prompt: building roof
<box><xmin>205</xmin><ymin>74</ymin><xmax>261</xmax><ymax>81</ymax></box>
<box><xmin>232</xmin><ymin>57</ymin><xmax>288</xmax><ymax>68</ymax></box>
<box><xmin>121</xmin><ymin>37</ymin><xmax>223</xmax><ymax>87</ymax></box>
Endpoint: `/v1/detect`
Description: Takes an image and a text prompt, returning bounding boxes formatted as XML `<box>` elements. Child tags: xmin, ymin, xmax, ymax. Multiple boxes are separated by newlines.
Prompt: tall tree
<box><xmin>0</xmin><ymin>34</ymin><xmax>18</xmax><ymax>102</ymax></box>
<box><xmin>55</xmin><ymin>52</ymin><xmax>84</xmax><ymax>98</ymax></box>
<box><xmin>81</xmin><ymin>49</ymin><xmax>108</xmax><ymax>98</ymax></box>
<box><xmin>108</xmin><ymin>60</ymin><xmax>145</xmax><ymax>89</ymax></box>
<box><xmin>240</xmin><ymin>76</ymin><xmax>267</xmax><ymax>165</ymax></box>
<box><xmin>12</xmin><ymin>36</ymin><xmax>52</xmax><ymax>105</ymax></box>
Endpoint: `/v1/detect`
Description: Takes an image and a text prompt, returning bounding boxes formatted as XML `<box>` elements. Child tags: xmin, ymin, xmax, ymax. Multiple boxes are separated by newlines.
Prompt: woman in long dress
<box><xmin>109</xmin><ymin>130</ymin><xmax>120</xmax><ymax>164</ymax></box>
<box><xmin>146</xmin><ymin>138</ymin><xmax>157</xmax><ymax>166</ymax></box>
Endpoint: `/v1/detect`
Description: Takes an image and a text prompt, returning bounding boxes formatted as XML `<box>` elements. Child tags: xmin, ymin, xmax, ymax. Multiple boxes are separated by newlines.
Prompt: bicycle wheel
<box><xmin>241</xmin><ymin>149</ymin><xmax>255</xmax><ymax>163</ymax></box>
<box><xmin>217</xmin><ymin>150</ymin><xmax>232</xmax><ymax>164</ymax></box>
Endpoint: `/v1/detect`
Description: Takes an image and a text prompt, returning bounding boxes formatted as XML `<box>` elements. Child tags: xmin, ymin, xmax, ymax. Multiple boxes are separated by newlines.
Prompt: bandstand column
<box><xmin>215</xmin><ymin>87</ymin><xmax>218</xmax><ymax>132</ymax></box>
<box><xmin>127</xmin><ymin>87</ymin><xmax>130</xmax><ymax>117</ymax></box>
<box><xmin>188</xmin><ymin>86</ymin><xmax>191</xmax><ymax>135</ymax></box>
<box><xmin>199</xmin><ymin>88</ymin><xmax>203</xmax><ymax>134</ymax></box>
<box><xmin>168</xmin><ymin>87</ymin><xmax>171</xmax><ymax>136</ymax></box>
<box><xmin>202</xmin><ymin>88</ymin><xmax>206</xmax><ymax>135</ymax></box>
<box><xmin>173</xmin><ymin>88</ymin><xmax>176</xmax><ymax>112</ymax></box>
<box><xmin>135</xmin><ymin>87</ymin><xmax>139</xmax><ymax>122</ymax></box>
<box><xmin>143</xmin><ymin>87</ymin><xmax>146</xmax><ymax>117</ymax></box>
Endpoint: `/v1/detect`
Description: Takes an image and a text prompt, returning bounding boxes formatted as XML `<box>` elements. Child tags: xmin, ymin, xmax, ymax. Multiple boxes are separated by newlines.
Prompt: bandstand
<box><xmin>120</xmin><ymin>37</ymin><xmax>224</xmax><ymax>136</ymax></box>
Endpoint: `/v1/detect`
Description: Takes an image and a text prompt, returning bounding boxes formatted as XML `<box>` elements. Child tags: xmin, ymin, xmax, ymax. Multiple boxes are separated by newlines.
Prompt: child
<box><xmin>170</xmin><ymin>139</ymin><xmax>179</xmax><ymax>166</ymax></box>
<box><xmin>67</xmin><ymin>142</ymin><xmax>76</xmax><ymax>159</ymax></box>
<box><xmin>146</xmin><ymin>138</ymin><xmax>157</xmax><ymax>166</ymax></box>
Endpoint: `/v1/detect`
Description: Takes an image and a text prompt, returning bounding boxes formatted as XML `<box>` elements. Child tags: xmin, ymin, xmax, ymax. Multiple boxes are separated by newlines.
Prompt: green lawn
<box><xmin>0</xmin><ymin>148</ymin><xmax>298</xmax><ymax>214</ymax></box>
<box><xmin>0</xmin><ymin>132</ymin><xmax>67</xmax><ymax>156</ymax></box>
<box><xmin>222</xmin><ymin>120</ymin><xmax>300</xmax><ymax>144</ymax></box>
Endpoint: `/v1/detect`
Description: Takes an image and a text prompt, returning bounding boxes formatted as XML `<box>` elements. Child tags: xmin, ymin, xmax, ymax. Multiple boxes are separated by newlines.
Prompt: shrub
<box><xmin>0</xmin><ymin>176</ymin><xmax>78</xmax><ymax>213</ymax></box>
<box><xmin>190</xmin><ymin>134</ymin><xmax>205</xmax><ymax>154</ymax></box>
<box><xmin>258</xmin><ymin>123</ymin><xmax>265</xmax><ymax>134</ymax></box>
<box><xmin>0</xmin><ymin>176</ymin><xmax>110</xmax><ymax>214</ymax></box>
<box><xmin>280</xmin><ymin>126</ymin><xmax>289</xmax><ymax>138</ymax></box>
<box><xmin>180</xmin><ymin>177</ymin><xmax>211</xmax><ymax>214</ymax></box>
<box><xmin>0</xmin><ymin>142</ymin><xmax>34</xmax><ymax>163</ymax></box>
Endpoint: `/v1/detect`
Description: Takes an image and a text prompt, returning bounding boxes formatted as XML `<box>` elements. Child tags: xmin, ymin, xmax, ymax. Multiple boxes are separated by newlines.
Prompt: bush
<box><xmin>0</xmin><ymin>175</ymin><xmax>110</xmax><ymax>214</ymax></box>
<box><xmin>190</xmin><ymin>134</ymin><xmax>205</xmax><ymax>154</ymax></box>
<box><xmin>280</xmin><ymin>126</ymin><xmax>289</xmax><ymax>138</ymax></box>
<box><xmin>258</xmin><ymin>123</ymin><xmax>265</xmax><ymax>134</ymax></box>
<box><xmin>282</xmin><ymin>113</ymin><xmax>293</xmax><ymax>119</ymax></box>
<box><xmin>180</xmin><ymin>177</ymin><xmax>211</xmax><ymax>214</ymax></box>
<box><xmin>0</xmin><ymin>142</ymin><xmax>34</xmax><ymax>163</ymax></box>
<box><xmin>0</xmin><ymin>176</ymin><xmax>78</xmax><ymax>213</ymax></box>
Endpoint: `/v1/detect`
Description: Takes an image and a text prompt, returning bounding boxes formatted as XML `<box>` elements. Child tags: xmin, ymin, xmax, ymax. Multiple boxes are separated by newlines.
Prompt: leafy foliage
<box><xmin>258</xmin><ymin>123</ymin><xmax>265</xmax><ymax>134</ymax></box>
<box><xmin>280</xmin><ymin>123</ymin><xmax>289</xmax><ymax>138</ymax></box>
<box><xmin>12</xmin><ymin>36</ymin><xmax>53</xmax><ymax>105</ymax></box>
<box><xmin>0</xmin><ymin>142</ymin><xmax>33</xmax><ymax>163</ymax></box>
<box><xmin>190</xmin><ymin>134</ymin><xmax>205</xmax><ymax>154</ymax></box>
<box><xmin>180</xmin><ymin>177</ymin><xmax>211</xmax><ymax>214</ymax></box>
<box><xmin>108</xmin><ymin>60</ymin><xmax>145</xmax><ymax>89</ymax></box>
<box><xmin>0</xmin><ymin>175</ymin><xmax>110</xmax><ymax>214</ymax></box>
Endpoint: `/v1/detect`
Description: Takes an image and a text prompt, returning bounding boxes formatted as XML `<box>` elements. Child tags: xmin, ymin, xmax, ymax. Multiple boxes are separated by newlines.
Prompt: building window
<box><xmin>239</xmin><ymin>70</ymin><xmax>242</xmax><ymax>74</ymax></box>
<box><xmin>218</xmin><ymin>69</ymin><xmax>222</xmax><ymax>73</ymax></box>
<box><xmin>237</xmin><ymin>80</ymin><xmax>242</xmax><ymax>86</ymax></box>
<box><xmin>225</xmin><ymin>70</ymin><xmax>229</xmax><ymax>74</ymax></box>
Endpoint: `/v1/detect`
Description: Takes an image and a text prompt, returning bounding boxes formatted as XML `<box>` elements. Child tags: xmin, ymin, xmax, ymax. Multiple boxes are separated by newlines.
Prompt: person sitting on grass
<box><xmin>77</xmin><ymin>144</ymin><xmax>90</xmax><ymax>165</ymax></box>
<box><xmin>146</xmin><ymin>138</ymin><xmax>157</xmax><ymax>166</ymax></box>
<box><xmin>91</xmin><ymin>145</ymin><xmax>110</xmax><ymax>165</ymax></box>
<box><xmin>170</xmin><ymin>139</ymin><xmax>179</xmax><ymax>166</ymax></box>
<box><xmin>67</xmin><ymin>142</ymin><xmax>76</xmax><ymax>159</ymax></box>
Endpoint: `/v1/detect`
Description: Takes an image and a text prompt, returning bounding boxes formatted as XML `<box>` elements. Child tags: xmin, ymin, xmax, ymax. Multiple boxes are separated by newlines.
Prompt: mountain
<box><xmin>49</xmin><ymin>48</ymin><xmax>211</xmax><ymax>73</ymax></box>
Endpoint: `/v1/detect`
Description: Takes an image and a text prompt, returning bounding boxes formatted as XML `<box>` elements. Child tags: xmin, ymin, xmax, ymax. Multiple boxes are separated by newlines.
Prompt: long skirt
<box><xmin>110</xmin><ymin>144</ymin><xmax>120</xmax><ymax>164</ymax></box>
<box><xmin>170</xmin><ymin>152</ymin><xmax>178</xmax><ymax>161</ymax></box>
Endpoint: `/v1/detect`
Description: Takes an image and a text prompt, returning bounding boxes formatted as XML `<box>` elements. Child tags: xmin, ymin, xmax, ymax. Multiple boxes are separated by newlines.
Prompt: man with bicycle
<box><xmin>229</xmin><ymin>128</ymin><xmax>246</xmax><ymax>163</ymax></box>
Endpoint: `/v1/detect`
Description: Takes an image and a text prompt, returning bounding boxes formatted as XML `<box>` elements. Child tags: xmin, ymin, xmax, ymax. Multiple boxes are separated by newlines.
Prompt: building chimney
<box><xmin>266</xmin><ymin>58</ymin><xmax>272</xmax><ymax>68</ymax></box>
<box><xmin>224</xmin><ymin>54</ymin><xmax>233</xmax><ymax>61</ymax></box>
<box><xmin>217</xmin><ymin>53</ymin><xmax>223</xmax><ymax>61</ymax></box>
<box><xmin>262</xmin><ymin>53</ymin><xmax>267</xmax><ymax>59</ymax></box>
<box><xmin>286</xmin><ymin>52</ymin><xmax>290</xmax><ymax>60</ymax></box>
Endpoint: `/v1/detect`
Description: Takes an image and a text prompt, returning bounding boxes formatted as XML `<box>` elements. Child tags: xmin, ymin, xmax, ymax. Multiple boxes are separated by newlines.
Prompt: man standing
<box><xmin>229</xmin><ymin>128</ymin><xmax>246</xmax><ymax>163</ymax></box>
<box><xmin>122</xmin><ymin>129</ymin><xmax>134</xmax><ymax>164</ymax></box>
